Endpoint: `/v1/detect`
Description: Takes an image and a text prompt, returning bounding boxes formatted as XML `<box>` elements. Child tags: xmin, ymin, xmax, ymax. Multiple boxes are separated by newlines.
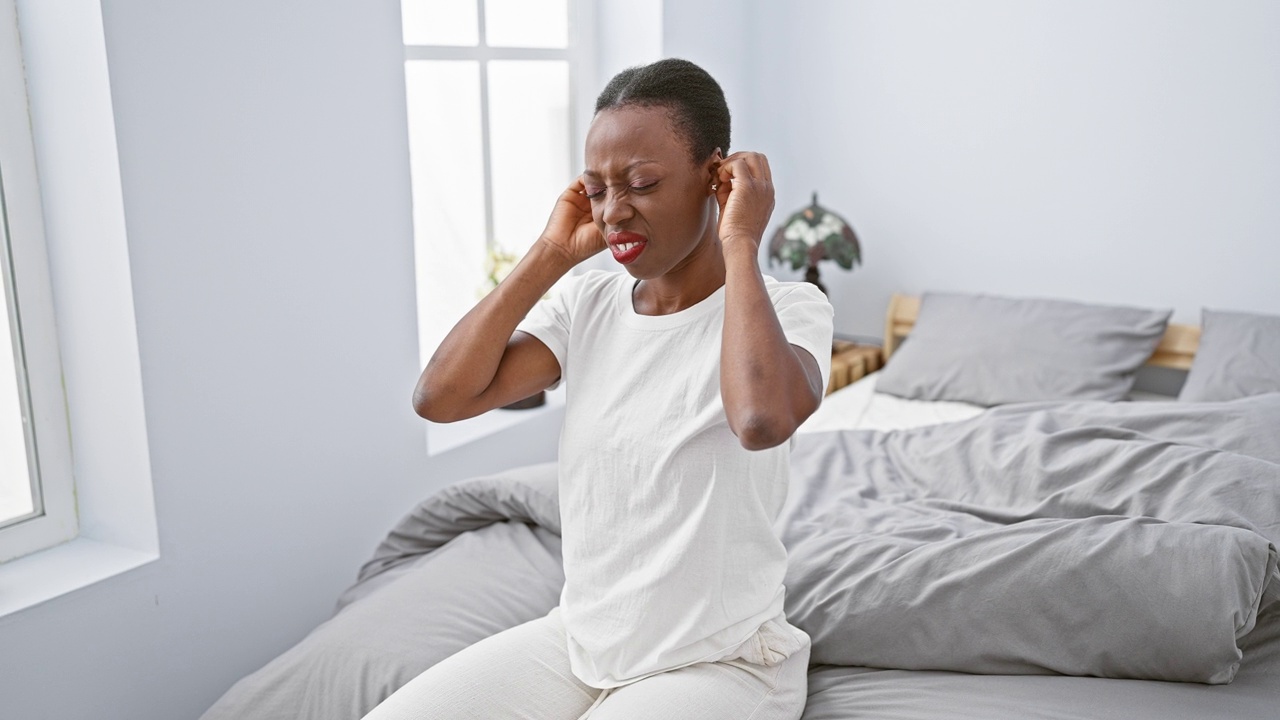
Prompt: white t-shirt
<box><xmin>517</xmin><ymin>269</ymin><xmax>834</xmax><ymax>689</ymax></box>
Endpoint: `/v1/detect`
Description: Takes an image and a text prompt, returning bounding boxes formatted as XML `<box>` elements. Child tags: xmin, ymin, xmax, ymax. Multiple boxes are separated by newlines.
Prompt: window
<box><xmin>400</xmin><ymin>0</ymin><xmax>580</xmax><ymax>452</ymax></box>
<box><xmin>0</xmin><ymin>0</ymin><xmax>76</xmax><ymax>562</ymax></box>
<box><xmin>400</xmin><ymin>0</ymin><xmax>578</xmax><ymax>377</ymax></box>
<box><xmin>0</xmin><ymin>0</ymin><xmax>157</xmax><ymax>612</ymax></box>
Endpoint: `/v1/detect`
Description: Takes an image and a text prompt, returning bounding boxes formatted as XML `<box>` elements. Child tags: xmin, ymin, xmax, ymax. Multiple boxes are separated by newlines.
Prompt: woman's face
<box><xmin>582</xmin><ymin>105</ymin><xmax>718</xmax><ymax>279</ymax></box>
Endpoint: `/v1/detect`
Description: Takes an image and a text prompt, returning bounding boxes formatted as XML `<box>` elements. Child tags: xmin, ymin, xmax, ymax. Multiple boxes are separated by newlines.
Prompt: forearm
<box><xmin>719</xmin><ymin>240</ymin><xmax>822</xmax><ymax>449</ymax></box>
<box><xmin>414</xmin><ymin>242</ymin><xmax>574</xmax><ymax>415</ymax></box>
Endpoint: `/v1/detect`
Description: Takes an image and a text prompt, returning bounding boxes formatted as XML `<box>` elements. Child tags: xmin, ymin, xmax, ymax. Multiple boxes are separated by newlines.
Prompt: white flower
<box><xmin>783</xmin><ymin>214</ymin><xmax>843</xmax><ymax>248</ymax></box>
<box><xmin>816</xmin><ymin>213</ymin><xmax>843</xmax><ymax>240</ymax></box>
<box><xmin>784</xmin><ymin>217</ymin><xmax>807</xmax><ymax>242</ymax></box>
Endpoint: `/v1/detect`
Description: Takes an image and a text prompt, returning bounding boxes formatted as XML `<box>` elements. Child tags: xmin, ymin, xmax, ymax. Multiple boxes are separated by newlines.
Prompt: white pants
<box><xmin>362</xmin><ymin>606</ymin><xmax>811</xmax><ymax>720</ymax></box>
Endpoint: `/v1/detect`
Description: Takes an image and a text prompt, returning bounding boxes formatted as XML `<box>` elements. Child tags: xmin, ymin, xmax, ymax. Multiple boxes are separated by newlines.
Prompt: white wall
<box><xmin>594</xmin><ymin>0</ymin><xmax>664</xmax><ymax>95</ymax></box>
<box><xmin>661</xmin><ymin>0</ymin><xmax>763</xmax><ymax>151</ymax></box>
<box><xmin>670</xmin><ymin>0</ymin><xmax>1280</xmax><ymax>339</ymax></box>
<box><xmin>0</xmin><ymin>2</ymin><xmax>561</xmax><ymax>718</ymax></box>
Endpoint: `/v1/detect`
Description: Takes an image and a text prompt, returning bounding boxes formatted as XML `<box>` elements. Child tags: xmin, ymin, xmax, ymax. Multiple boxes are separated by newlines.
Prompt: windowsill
<box><xmin>0</xmin><ymin>0</ymin><xmax>161</xmax><ymax>618</ymax></box>
<box><xmin>0</xmin><ymin>537</ymin><xmax>157</xmax><ymax>617</ymax></box>
<box><xmin>426</xmin><ymin>384</ymin><xmax>565</xmax><ymax>455</ymax></box>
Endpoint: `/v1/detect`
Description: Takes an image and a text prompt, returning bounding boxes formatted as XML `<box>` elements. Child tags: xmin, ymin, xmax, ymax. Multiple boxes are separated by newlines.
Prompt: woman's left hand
<box><xmin>715</xmin><ymin>151</ymin><xmax>775</xmax><ymax>252</ymax></box>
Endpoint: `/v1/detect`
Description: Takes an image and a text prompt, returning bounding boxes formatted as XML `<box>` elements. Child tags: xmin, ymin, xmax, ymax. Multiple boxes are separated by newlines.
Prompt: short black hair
<box><xmin>594</xmin><ymin>58</ymin><xmax>731</xmax><ymax>165</ymax></box>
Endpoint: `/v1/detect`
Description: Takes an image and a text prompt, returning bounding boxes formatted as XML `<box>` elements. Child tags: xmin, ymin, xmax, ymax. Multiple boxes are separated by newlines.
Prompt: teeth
<box><xmin>617</xmin><ymin>242</ymin><xmax>639</xmax><ymax>252</ymax></box>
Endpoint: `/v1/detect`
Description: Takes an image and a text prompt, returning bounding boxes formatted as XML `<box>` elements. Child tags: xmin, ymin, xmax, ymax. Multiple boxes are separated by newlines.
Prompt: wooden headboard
<box><xmin>882</xmin><ymin>294</ymin><xmax>1202</xmax><ymax>371</ymax></box>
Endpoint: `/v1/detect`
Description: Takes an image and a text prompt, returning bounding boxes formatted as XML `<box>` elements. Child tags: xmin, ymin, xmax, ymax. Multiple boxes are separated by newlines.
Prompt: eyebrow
<box><xmin>581</xmin><ymin>160</ymin><xmax>659</xmax><ymax>178</ymax></box>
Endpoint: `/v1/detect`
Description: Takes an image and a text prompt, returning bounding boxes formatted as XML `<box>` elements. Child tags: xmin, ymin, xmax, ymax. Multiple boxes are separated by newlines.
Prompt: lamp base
<box><xmin>804</xmin><ymin>264</ymin><xmax>827</xmax><ymax>296</ymax></box>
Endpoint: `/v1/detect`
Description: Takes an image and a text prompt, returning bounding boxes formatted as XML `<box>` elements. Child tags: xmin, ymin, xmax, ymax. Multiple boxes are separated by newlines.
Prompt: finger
<box><xmin>717</xmin><ymin>151</ymin><xmax>752</xmax><ymax>176</ymax></box>
<box><xmin>721</xmin><ymin>154</ymin><xmax>764</xmax><ymax>182</ymax></box>
<box><xmin>715</xmin><ymin>166</ymin><xmax>736</xmax><ymax>191</ymax></box>
<box><xmin>564</xmin><ymin>179</ymin><xmax>592</xmax><ymax>212</ymax></box>
<box><xmin>742</xmin><ymin>153</ymin><xmax>769</xmax><ymax>180</ymax></box>
<box><xmin>716</xmin><ymin>160</ymin><xmax>735</xmax><ymax>183</ymax></box>
<box><xmin>715</xmin><ymin>179</ymin><xmax>732</xmax><ymax>214</ymax></box>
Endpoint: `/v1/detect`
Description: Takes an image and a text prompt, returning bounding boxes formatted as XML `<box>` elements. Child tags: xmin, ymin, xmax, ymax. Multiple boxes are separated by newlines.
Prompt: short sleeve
<box><xmin>515</xmin><ymin>280</ymin><xmax>575</xmax><ymax>390</ymax></box>
<box><xmin>774</xmin><ymin>283</ymin><xmax>835</xmax><ymax>393</ymax></box>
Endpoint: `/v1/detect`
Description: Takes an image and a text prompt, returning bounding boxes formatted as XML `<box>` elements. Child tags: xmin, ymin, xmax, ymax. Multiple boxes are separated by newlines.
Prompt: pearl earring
<box><xmin>711</xmin><ymin>183</ymin><xmax>718</xmax><ymax>191</ymax></box>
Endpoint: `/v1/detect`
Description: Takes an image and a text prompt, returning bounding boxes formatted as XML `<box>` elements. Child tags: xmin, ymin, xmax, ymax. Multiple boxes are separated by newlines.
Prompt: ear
<box><xmin>706</xmin><ymin>147</ymin><xmax>724</xmax><ymax>190</ymax></box>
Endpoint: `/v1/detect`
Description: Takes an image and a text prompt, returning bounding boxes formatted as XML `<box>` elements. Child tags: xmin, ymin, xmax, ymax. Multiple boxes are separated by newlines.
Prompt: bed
<box><xmin>201</xmin><ymin>291</ymin><xmax>1280</xmax><ymax>720</ymax></box>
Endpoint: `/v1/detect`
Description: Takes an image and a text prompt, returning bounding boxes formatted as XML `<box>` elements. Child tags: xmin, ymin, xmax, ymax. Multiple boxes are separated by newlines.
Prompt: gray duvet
<box><xmin>203</xmin><ymin>394</ymin><xmax>1280</xmax><ymax>719</ymax></box>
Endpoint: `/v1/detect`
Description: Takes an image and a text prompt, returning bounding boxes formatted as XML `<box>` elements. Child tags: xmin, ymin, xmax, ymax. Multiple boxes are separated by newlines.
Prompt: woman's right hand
<box><xmin>538</xmin><ymin>177</ymin><xmax>604</xmax><ymax>264</ymax></box>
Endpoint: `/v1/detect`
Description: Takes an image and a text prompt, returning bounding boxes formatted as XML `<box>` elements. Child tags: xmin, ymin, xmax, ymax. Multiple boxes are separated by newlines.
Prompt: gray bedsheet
<box><xmin>202</xmin><ymin>395</ymin><xmax>1280</xmax><ymax>719</ymax></box>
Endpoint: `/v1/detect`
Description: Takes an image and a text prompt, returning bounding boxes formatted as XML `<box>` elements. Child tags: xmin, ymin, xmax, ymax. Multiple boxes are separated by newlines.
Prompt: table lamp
<box><xmin>767</xmin><ymin>192</ymin><xmax>861</xmax><ymax>295</ymax></box>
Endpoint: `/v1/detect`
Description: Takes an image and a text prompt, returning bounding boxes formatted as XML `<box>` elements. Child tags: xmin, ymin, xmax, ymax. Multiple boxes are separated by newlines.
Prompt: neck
<box><xmin>633</xmin><ymin>223</ymin><xmax>726</xmax><ymax>316</ymax></box>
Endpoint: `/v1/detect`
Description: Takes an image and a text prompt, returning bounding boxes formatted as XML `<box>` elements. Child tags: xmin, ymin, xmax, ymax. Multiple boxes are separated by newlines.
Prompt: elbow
<box><xmin>412</xmin><ymin>361</ymin><xmax>469</xmax><ymax>422</ymax></box>
<box><xmin>732</xmin><ymin>413</ymin><xmax>795</xmax><ymax>451</ymax></box>
<box><xmin>413</xmin><ymin>368</ymin><xmax>493</xmax><ymax>423</ymax></box>
<box><xmin>412</xmin><ymin>385</ymin><xmax>463</xmax><ymax>423</ymax></box>
<box><xmin>411</xmin><ymin>388</ymin><xmax>438</xmax><ymax>421</ymax></box>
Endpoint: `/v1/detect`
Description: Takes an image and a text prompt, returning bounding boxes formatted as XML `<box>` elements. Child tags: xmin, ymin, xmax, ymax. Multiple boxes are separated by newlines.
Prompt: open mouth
<box><xmin>607</xmin><ymin>232</ymin><xmax>647</xmax><ymax>265</ymax></box>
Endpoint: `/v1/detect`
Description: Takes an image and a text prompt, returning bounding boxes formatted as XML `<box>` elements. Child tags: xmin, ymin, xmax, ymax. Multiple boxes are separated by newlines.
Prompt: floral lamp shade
<box><xmin>767</xmin><ymin>192</ymin><xmax>861</xmax><ymax>294</ymax></box>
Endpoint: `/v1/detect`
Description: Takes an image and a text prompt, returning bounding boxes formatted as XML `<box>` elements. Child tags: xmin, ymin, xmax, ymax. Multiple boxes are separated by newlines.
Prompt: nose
<box><xmin>600</xmin><ymin>188</ymin><xmax>634</xmax><ymax>227</ymax></box>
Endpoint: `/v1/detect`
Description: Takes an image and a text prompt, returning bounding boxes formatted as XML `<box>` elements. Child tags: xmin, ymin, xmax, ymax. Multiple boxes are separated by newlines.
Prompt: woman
<box><xmin>369</xmin><ymin>58</ymin><xmax>833</xmax><ymax>720</ymax></box>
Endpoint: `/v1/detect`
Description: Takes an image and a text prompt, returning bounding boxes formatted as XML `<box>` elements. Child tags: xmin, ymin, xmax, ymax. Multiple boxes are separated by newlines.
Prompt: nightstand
<box><xmin>826</xmin><ymin>340</ymin><xmax>883</xmax><ymax>395</ymax></box>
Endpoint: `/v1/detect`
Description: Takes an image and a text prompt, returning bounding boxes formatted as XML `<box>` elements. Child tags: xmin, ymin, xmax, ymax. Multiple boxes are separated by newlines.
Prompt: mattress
<box><xmin>799</xmin><ymin>372</ymin><xmax>986</xmax><ymax>434</ymax></box>
<box><xmin>801</xmin><ymin>372</ymin><xmax>1176</xmax><ymax>435</ymax></box>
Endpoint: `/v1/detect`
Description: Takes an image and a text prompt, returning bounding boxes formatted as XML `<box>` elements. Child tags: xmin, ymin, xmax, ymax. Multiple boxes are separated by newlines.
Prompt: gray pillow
<box><xmin>1179</xmin><ymin>309</ymin><xmax>1280</xmax><ymax>402</ymax></box>
<box><xmin>877</xmin><ymin>292</ymin><xmax>1171</xmax><ymax>406</ymax></box>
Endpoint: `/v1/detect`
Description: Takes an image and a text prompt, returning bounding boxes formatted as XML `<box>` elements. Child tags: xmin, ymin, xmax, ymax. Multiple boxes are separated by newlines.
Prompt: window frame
<box><xmin>0</xmin><ymin>0</ymin><xmax>77</xmax><ymax>563</ymax></box>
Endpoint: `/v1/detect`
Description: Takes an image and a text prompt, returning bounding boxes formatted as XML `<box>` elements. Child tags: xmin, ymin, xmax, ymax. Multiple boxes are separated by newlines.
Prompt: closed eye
<box><xmin>584</xmin><ymin>182</ymin><xmax>655</xmax><ymax>199</ymax></box>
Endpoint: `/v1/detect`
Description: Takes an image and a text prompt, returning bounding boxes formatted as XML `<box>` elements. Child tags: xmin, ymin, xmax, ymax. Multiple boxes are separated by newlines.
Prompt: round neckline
<box><xmin>616</xmin><ymin>276</ymin><xmax>727</xmax><ymax>330</ymax></box>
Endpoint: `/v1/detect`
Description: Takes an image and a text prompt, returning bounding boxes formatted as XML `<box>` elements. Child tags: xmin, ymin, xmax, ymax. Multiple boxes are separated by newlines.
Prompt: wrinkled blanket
<box><xmin>779</xmin><ymin>395</ymin><xmax>1280</xmax><ymax>683</ymax></box>
<box><xmin>362</xmin><ymin>393</ymin><xmax>1280</xmax><ymax>684</ymax></box>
